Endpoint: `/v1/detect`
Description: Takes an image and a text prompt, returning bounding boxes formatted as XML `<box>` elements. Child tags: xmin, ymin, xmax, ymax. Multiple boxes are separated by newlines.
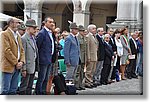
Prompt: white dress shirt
<box><xmin>9</xmin><ymin>28</ymin><xmax>20</xmax><ymax>60</ymax></box>
<box><xmin>44</xmin><ymin>26</ymin><xmax>54</xmax><ymax>55</ymax></box>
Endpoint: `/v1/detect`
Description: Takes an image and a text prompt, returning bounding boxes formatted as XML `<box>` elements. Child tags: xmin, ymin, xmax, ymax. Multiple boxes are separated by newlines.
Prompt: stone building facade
<box><xmin>0</xmin><ymin>0</ymin><xmax>143</xmax><ymax>32</ymax></box>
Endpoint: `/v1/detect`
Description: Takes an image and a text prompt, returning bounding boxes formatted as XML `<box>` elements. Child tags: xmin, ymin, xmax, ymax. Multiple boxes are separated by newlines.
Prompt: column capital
<box><xmin>24</xmin><ymin>0</ymin><xmax>42</xmax><ymax>10</ymax></box>
<box><xmin>73</xmin><ymin>10</ymin><xmax>90</xmax><ymax>15</ymax></box>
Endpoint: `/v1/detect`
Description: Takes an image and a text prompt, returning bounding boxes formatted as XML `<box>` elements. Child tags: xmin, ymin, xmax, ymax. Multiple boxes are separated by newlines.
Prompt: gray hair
<box><xmin>97</xmin><ymin>27</ymin><xmax>104</xmax><ymax>32</ymax></box>
<box><xmin>87</xmin><ymin>24</ymin><xmax>96</xmax><ymax>32</ymax></box>
<box><xmin>7</xmin><ymin>18</ymin><xmax>14</xmax><ymax>25</ymax></box>
<box><xmin>104</xmin><ymin>34</ymin><xmax>110</xmax><ymax>39</ymax></box>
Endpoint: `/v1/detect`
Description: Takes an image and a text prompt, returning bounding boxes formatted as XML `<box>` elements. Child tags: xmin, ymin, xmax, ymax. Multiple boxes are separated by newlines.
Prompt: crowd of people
<box><xmin>0</xmin><ymin>16</ymin><xmax>143</xmax><ymax>95</ymax></box>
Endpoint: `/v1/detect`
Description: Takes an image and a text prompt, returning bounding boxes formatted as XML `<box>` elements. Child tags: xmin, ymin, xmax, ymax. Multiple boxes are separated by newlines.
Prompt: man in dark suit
<box><xmin>93</xmin><ymin>27</ymin><xmax>105</xmax><ymax>85</ymax></box>
<box><xmin>127</xmin><ymin>33</ymin><xmax>138</xmax><ymax>79</ymax></box>
<box><xmin>108</xmin><ymin>28</ymin><xmax>117</xmax><ymax>82</ymax></box>
<box><xmin>100</xmin><ymin>34</ymin><xmax>114</xmax><ymax>85</ymax></box>
<box><xmin>35</xmin><ymin>17</ymin><xmax>55</xmax><ymax>95</ymax></box>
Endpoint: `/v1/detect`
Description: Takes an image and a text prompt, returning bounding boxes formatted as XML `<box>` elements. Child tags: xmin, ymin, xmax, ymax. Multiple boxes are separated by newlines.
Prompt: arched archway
<box><xmin>1</xmin><ymin>0</ymin><xmax>24</xmax><ymax>28</ymax></box>
<box><xmin>88</xmin><ymin>0</ymin><xmax>117</xmax><ymax>30</ymax></box>
<box><xmin>42</xmin><ymin>0</ymin><xmax>73</xmax><ymax>32</ymax></box>
<box><xmin>2</xmin><ymin>0</ymin><xmax>24</xmax><ymax>20</ymax></box>
<box><xmin>62</xmin><ymin>3</ymin><xmax>73</xmax><ymax>31</ymax></box>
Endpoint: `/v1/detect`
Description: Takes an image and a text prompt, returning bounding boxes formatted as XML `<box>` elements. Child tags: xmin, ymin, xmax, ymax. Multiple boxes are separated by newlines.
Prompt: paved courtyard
<box><xmin>77</xmin><ymin>77</ymin><xmax>143</xmax><ymax>95</ymax></box>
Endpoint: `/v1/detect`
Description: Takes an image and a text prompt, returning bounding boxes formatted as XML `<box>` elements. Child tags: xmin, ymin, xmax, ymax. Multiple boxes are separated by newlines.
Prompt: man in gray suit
<box><xmin>64</xmin><ymin>22</ymin><xmax>80</xmax><ymax>84</ymax></box>
<box><xmin>19</xmin><ymin>19</ymin><xmax>39</xmax><ymax>95</ymax></box>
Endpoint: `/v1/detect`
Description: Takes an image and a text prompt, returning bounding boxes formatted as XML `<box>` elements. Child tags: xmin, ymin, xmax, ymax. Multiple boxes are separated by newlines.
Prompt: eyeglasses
<box><xmin>98</xmin><ymin>30</ymin><xmax>104</xmax><ymax>32</ymax></box>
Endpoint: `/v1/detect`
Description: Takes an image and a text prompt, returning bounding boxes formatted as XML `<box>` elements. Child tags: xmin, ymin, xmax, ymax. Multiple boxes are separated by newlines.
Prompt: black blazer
<box><xmin>129</xmin><ymin>38</ymin><xmax>138</xmax><ymax>59</ymax></box>
<box><xmin>52</xmin><ymin>33</ymin><xmax>57</xmax><ymax>63</ymax></box>
<box><xmin>96</xmin><ymin>34</ymin><xmax>105</xmax><ymax>61</ymax></box>
<box><xmin>103</xmin><ymin>42</ymin><xmax>114</xmax><ymax>65</ymax></box>
<box><xmin>36</xmin><ymin>28</ymin><xmax>53</xmax><ymax>65</ymax></box>
<box><xmin>109</xmin><ymin>36</ymin><xmax>117</xmax><ymax>52</ymax></box>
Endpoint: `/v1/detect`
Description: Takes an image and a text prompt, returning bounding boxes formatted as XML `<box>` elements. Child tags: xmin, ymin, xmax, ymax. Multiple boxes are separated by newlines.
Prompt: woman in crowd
<box><xmin>120</xmin><ymin>27</ymin><xmax>131</xmax><ymax>80</ymax></box>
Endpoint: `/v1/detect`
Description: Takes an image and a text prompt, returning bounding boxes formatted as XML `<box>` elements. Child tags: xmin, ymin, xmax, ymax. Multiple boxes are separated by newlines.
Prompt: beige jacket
<box><xmin>1</xmin><ymin>28</ymin><xmax>25</xmax><ymax>73</ymax></box>
<box><xmin>86</xmin><ymin>32</ymin><xmax>98</xmax><ymax>62</ymax></box>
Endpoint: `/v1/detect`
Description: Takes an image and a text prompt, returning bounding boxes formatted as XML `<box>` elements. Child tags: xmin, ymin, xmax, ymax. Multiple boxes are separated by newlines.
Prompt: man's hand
<box><xmin>86</xmin><ymin>59</ymin><xmax>90</xmax><ymax>65</ymax></box>
<box><xmin>16</xmin><ymin>62</ymin><xmax>23</xmax><ymax>69</ymax></box>
<box><xmin>114</xmin><ymin>51</ymin><xmax>117</xmax><ymax>55</ymax></box>
<box><xmin>66</xmin><ymin>63</ymin><xmax>71</xmax><ymax>68</ymax></box>
<box><xmin>21</xmin><ymin>70</ymin><xmax>27</xmax><ymax>77</ymax></box>
<box><xmin>112</xmin><ymin>56</ymin><xmax>115</xmax><ymax>60</ymax></box>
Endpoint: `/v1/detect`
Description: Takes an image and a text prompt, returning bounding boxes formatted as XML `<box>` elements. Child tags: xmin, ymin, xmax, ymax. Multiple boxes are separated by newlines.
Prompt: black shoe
<box><xmin>132</xmin><ymin>75</ymin><xmax>138</xmax><ymax>79</ymax></box>
<box><xmin>79</xmin><ymin>87</ymin><xmax>85</xmax><ymax>90</ymax></box>
<box><xmin>76</xmin><ymin>87</ymin><xmax>82</xmax><ymax>90</ymax></box>
<box><xmin>19</xmin><ymin>91</ymin><xmax>26</xmax><ymax>95</ymax></box>
<box><xmin>127</xmin><ymin>76</ymin><xmax>132</xmax><ymax>79</ymax></box>
<box><xmin>102</xmin><ymin>82</ymin><xmax>107</xmax><ymax>85</ymax></box>
<box><xmin>93</xmin><ymin>83</ymin><xmax>97</xmax><ymax>87</ymax></box>
<box><xmin>97</xmin><ymin>83</ymin><xmax>102</xmax><ymax>86</ymax></box>
<box><xmin>75</xmin><ymin>93</ymin><xmax>78</xmax><ymax>95</ymax></box>
<box><xmin>85</xmin><ymin>85</ymin><xmax>93</xmax><ymax>88</ymax></box>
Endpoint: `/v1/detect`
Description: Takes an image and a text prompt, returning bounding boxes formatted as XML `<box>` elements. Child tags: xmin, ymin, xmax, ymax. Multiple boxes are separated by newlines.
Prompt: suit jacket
<box><xmin>77</xmin><ymin>33</ymin><xmax>87</xmax><ymax>63</ymax></box>
<box><xmin>120</xmin><ymin>35</ymin><xmax>130</xmax><ymax>56</ymax></box>
<box><xmin>109</xmin><ymin>36</ymin><xmax>117</xmax><ymax>52</ymax></box>
<box><xmin>36</xmin><ymin>28</ymin><xmax>52</xmax><ymax>65</ymax></box>
<box><xmin>129</xmin><ymin>38</ymin><xmax>138</xmax><ymax>59</ymax></box>
<box><xmin>96</xmin><ymin>34</ymin><xmax>105</xmax><ymax>61</ymax></box>
<box><xmin>103</xmin><ymin>42</ymin><xmax>114</xmax><ymax>65</ymax></box>
<box><xmin>52</xmin><ymin>33</ymin><xmax>57</xmax><ymax>63</ymax></box>
<box><xmin>21</xmin><ymin>33</ymin><xmax>39</xmax><ymax>74</ymax></box>
<box><xmin>86</xmin><ymin>32</ymin><xmax>98</xmax><ymax>62</ymax></box>
<box><xmin>64</xmin><ymin>34</ymin><xmax>80</xmax><ymax>66</ymax></box>
<box><xmin>1</xmin><ymin>28</ymin><xmax>25</xmax><ymax>73</ymax></box>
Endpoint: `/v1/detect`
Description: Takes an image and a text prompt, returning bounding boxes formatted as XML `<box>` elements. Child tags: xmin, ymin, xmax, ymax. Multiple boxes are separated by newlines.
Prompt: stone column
<box><xmin>107</xmin><ymin>0</ymin><xmax>142</xmax><ymax>32</ymax></box>
<box><xmin>0</xmin><ymin>0</ymin><xmax>3</xmax><ymax>28</ymax></box>
<box><xmin>116</xmin><ymin>0</ymin><xmax>137</xmax><ymax>21</ymax></box>
<box><xmin>24</xmin><ymin>0</ymin><xmax>42</xmax><ymax>28</ymax></box>
<box><xmin>72</xmin><ymin>0</ymin><xmax>90</xmax><ymax>28</ymax></box>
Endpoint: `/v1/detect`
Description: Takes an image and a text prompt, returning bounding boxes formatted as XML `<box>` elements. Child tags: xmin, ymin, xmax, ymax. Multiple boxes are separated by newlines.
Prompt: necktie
<box><xmin>74</xmin><ymin>36</ymin><xmax>78</xmax><ymax>45</ymax></box>
<box><xmin>108</xmin><ymin>43</ymin><xmax>112</xmax><ymax>49</ymax></box>
<box><xmin>31</xmin><ymin>36</ymin><xmax>36</xmax><ymax>49</ymax></box>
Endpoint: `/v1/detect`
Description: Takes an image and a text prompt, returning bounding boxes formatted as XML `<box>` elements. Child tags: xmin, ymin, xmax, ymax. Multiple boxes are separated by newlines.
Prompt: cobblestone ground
<box><xmin>77</xmin><ymin>76</ymin><xmax>143</xmax><ymax>95</ymax></box>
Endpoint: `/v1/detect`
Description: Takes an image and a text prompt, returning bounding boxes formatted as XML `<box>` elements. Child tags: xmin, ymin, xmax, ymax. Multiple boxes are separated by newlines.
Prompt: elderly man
<box><xmin>64</xmin><ymin>22</ymin><xmax>80</xmax><ymax>84</ymax></box>
<box><xmin>126</xmin><ymin>33</ymin><xmax>138</xmax><ymax>79</ymax></box>
<box><xmin>19</xmin><ymin>19</ymin><xmax>39</xmax><ymax>95</ymax></box>
<box><xmin>93</xmin><ymin>27</ymin><xmax>105</xmax><ymax>85</ymax></box>
<box><xmin>84</xmin><ymin>24</ymin><xmax>98</xmax><ymax>88</ymax></box>
<box><xmin>17</xmin><ymin>23</ymin><xmax>26</xmax><ymax>36</ymax></box>
<box><xmin>1</xmin><ymin>18</ymin><xmax>25</xmax><ymax>95</ymax></box>
<box><xmin>100</xmin><ymin>34</ymin><xmax>114</xmax><ymax>85</ymax></box>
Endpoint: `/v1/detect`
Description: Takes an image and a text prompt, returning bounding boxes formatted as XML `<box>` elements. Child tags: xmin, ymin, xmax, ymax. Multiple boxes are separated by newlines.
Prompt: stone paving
<box><xmin>77</xmin><ymin>77</ymin><xmax>143</xmax><ymax>95</ymax></box>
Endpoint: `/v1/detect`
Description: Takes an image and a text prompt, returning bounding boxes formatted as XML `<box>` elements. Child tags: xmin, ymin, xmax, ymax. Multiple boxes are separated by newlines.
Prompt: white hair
<box><xmin>104</xmin><ymin>34</ymin><xmax>110</xmax><ymax>38</ymax></box>
<box><xmin>97</xmin><ymin>27</ymin><xmax>104</xmax><ymax>31</ymax></box>
<box><xmin>87</xmin><ymin>24</ymin><xmax>96</xmax><ymax>32</ymax></box>
<box><xmin>131</xmin><ymin>32</ymin><xmax>136</xmax><ymax>36</ymax></box>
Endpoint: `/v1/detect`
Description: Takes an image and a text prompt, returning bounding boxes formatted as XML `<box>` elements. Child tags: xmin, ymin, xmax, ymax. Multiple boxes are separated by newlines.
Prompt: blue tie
<box><xmin>74</xmin><ymin>36</ymin><xmax>78</xmax><ymax>45</ymax></box>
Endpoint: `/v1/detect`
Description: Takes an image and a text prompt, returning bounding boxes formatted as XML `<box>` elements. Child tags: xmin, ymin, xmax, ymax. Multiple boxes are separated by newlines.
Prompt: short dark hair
<box><xmin>44</xmin><ymin>17</ymin><xmax>52</xmax><ymax>23</ymax></box>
